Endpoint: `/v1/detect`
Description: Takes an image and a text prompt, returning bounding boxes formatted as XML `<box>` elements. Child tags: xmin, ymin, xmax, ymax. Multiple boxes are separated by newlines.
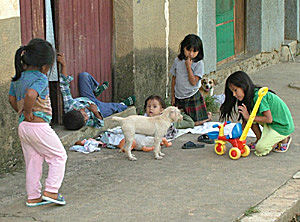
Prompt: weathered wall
<box><xmin>261</xmin><ymin>0</ymin><xmax>284</xmax><ymax>52</ymax></box>
<box><xmin>198</xmin><ymin>0</ymin><xmax>216</xmax><ymax>74</ymax></box>
<box><xmin>0</xmin><ymin>15</ymin><xmax>22</xmax><ymax>174</ymax></box>
<box><xmin>284</xmin><ymin>0</ymin><xmax>300</xmax><ymax>41</ymax></box>
<box><xmin>114</xmin><ymin>0</ymin><xmax>169</xmax><ymax>112</ymax></box>
<box><xmin>247</xmin><ymin>0</ymin><xmax>285</xmax><ymax>53</ymax></box>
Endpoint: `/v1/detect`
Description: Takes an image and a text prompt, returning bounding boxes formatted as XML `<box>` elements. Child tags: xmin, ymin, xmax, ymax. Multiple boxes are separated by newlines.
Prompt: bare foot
<box><xmin>194</xmin><ymin>113</ymin><xmax>212</xmax><ymax>126</ymax></box>
<box><xmin>43</xmin><ymin>191</ymin><xmax>58</xmax><ymax>200</ymax></box>
<box><xmin>27</xmin><ymin>196</ymin><xmax>43</xmax><ymax>203</ymax></box>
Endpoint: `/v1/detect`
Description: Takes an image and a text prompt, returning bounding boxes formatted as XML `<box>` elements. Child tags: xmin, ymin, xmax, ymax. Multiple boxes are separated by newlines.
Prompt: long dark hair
<box><xmin>13</xmin><ymin>38</ymin><xmax>55</xmax><ymax>81</ymax></box>
<box><xmin>220</xmin><ymin>71</ymin><xmax>258</xmax><ymax>121</ymax></box>
<box><xmin>178</xmin><ymin>34</ymin><xmax>204</xmax><ymax>62</ymax></box>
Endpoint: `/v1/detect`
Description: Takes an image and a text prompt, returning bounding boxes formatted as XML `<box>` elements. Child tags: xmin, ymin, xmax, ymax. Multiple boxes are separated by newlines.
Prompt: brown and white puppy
<box><xmin>199</xmin><ymin>77</ymin><xmax>216</xmax><ymax>97</ymax></box>
<box><xmin>112</xmin><ymin>106</ymin><xmax>183</xmax><ymax>161</ymax></box>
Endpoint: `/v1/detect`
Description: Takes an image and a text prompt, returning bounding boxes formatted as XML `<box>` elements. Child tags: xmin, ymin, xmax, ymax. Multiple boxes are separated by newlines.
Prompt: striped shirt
<box><xmin>60</xmin><ymin>74</ymin><xmax>104</xmax><ymax>128</ymax></box>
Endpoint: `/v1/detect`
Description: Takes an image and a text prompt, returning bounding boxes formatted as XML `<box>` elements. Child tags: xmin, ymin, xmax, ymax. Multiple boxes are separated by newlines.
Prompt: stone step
<box><xmin>54</xmin><ymin>106</ymin><xmax>136</xmax><ymax>147</ymax></box>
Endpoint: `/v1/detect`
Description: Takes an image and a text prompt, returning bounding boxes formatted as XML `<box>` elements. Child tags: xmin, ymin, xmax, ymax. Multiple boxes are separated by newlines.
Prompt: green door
<box><xmin>216</xmin><ymin>0</ymin><xmax>235</xmax><ymax>62</ymax></box>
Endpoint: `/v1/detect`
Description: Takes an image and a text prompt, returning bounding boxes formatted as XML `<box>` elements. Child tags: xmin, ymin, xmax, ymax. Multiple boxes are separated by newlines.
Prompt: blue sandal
<box><xmin>42</xmin><ymin>193</ymin><xmax>66</xmax><ymax>205</ymax></box>
<box><xmin>273</xmin><ymin>137</ymin><xmax>292</xmax><ymax>153</ymax></box>
<box><xmin>182</xmin><ymin>141</ymin><xmax>205</xmax><ymax>149</ymax></box>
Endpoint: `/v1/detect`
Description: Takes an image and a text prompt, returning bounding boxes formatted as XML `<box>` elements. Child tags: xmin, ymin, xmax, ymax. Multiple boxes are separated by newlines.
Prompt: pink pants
<box><xmin>18</xmin><ymin>121</ymin><xmax>67</xmax><ymax>200</ymax></box>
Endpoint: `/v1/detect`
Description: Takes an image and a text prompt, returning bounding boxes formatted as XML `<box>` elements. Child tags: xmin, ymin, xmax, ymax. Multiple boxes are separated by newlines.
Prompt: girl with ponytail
<box><xmin>8</xmin><ymin>38</ymin><xmax>67</xmax><ymax>207</ymax></box>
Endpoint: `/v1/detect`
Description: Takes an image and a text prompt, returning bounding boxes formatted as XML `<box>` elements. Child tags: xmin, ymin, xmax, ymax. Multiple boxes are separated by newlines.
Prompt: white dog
<box><xmin>199</xmin><ymin>77</ymin><xmax>216</xmax><ymax>97</ymax></box>
<box><xmin>112</xmin><ymin>106</ymin><xmax>183</xmax><ymax>161</ymax></box>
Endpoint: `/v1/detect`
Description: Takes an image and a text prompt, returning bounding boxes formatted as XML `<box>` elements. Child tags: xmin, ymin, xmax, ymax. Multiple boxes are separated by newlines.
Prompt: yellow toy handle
<box><xmin>240</xmin><ymin>87</ymin><xmax>269</xmax><ymax>141</ymax></box>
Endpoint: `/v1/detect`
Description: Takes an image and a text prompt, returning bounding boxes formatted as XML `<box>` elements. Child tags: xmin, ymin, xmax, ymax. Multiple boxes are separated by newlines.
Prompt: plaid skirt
<box><xmin>175</xmin><ymin>90</ymin><xmax>208</xmax><ymax>122</ymax></box>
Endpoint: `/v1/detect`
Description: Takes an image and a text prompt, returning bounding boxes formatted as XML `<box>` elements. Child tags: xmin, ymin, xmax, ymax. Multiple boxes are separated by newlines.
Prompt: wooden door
<box><xmin>20</xmin><ymin>0</ymin><xmax>113</xmax><ymax>124</ymax></box>
<box><xmin>216</xmin><ymin>0</ymin><xmax>245</xmax><ymax>63</ymax></box>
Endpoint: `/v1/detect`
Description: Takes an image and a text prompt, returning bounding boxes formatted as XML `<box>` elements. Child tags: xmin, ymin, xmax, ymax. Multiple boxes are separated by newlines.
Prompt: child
<box><xmin>8</xmin><ymin>39</ymin><xmax>67</xmax><ymax>206</ymax></box>
<box><xmin>57</xmin><ymin>53</ymin><xmax>135</xmax><ymax>130</ymax></box>
<box><xmin>220</xmin><ymin>71</ymin><xmax>294</xmax><ymax>156</ymax></box>
<box><xmin>118</xmin><ymin>95</ymin><xmax>194</xmax><ymax>151</ymax></box>
<box><xmin>171</xmin><ymin>34</ymin><xmax>211</xmax><ymax>126</ymax></box>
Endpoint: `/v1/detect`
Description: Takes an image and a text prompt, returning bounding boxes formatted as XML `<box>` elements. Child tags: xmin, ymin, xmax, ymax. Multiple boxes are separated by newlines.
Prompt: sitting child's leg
<box><xmin>78</xmin><ymin>72</ymin><xmax>101</xmax><ymax>101</ymax></box>
<box><xmin>161</xmin><ymin>138</ymin><xmax>172</xmax><ymax>147</ymax></box>
<box><xmin>254</xmin><ymin>124</ymin><xmax>287</xmax><ymax>156</ymax></box>
<box><xmin>118</xmin><ymin>138</ymin><xmax>136</xmax><ymax>152</ymax></box>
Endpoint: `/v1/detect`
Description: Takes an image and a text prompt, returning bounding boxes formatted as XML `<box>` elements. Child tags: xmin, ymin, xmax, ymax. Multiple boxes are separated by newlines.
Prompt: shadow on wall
<box><xmin>0</xmin><ymin>83</ymin><xmax>23</xmax><ymax>175</ymax></box>
<box><xmin>114</xmin><ymin>47</ymin><xmax>177</xmax><ymax>113</ymax></box>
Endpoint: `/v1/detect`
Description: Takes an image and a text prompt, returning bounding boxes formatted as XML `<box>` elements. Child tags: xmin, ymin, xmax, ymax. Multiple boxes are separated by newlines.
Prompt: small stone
<box><xmin>293</xmin><ymin>171</ymin><xmax>300</xmax><ymax>179</ymax></box>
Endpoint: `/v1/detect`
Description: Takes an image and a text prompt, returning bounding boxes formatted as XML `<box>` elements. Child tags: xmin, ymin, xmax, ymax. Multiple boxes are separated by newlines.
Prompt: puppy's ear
<box><xmin>213</xmin><ymin>79</ymin><xmax>217</xmax><ymax>85</ymax></box>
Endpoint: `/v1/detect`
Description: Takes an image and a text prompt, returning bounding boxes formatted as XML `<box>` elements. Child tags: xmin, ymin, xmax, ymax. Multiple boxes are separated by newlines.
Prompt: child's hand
<box><xmin>185</xmin><ymin>57</ymin><xmax>193</xmax><ymax>69</ymax></box>
<box><xmin>238</xmin><ymin>104</ymin><xmax>250</xmax><ymax>120</ymax></box>
<box><xmin>23</xmin><ymin>111</ymin><xmax>34</xmax><ymax>122</ymax></box>
<box><xmin>171</xmin><ymin>96</ymin><xmax>175</xmax><ymax>106</ymax></box>
<box><xmin>57</xmin><ymin>53</ymin><xmax>66</xmax><ymax>66</ymax></box>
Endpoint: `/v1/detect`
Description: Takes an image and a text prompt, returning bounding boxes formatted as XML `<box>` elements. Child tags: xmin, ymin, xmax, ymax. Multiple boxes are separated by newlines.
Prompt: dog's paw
<box><xmin>128</xmin><ymin>156</ymin><xmax>137</xmax><ymax>161</ymax></box>
<box><xmin>155</xmin><ymin>155</ymin><xmax>163</xmax><ymax>160</ymax></box>
<box><xmin>159</xmin><ymin>152</ymin><xmax>165</xmax><ymax>156</ymax></box>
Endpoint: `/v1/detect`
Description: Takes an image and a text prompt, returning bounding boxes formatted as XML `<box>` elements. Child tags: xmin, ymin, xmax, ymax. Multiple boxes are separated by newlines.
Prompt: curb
<box><xmin>238</xmin><ymin>172</ymin><xmax>300</xmax><ymax>222</ymax></box>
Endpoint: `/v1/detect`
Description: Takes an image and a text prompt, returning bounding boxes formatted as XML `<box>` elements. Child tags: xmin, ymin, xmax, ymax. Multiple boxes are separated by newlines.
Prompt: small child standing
<box><xmin>171</xmin><ymin>34</ymin><xmax>211</xmax><ymax>126</ymax></box>
<box><xmin>8</xmin><ymin>39</ymin><xmax>67</xmax><ymax>206</ymax></box>
<box><xmin>220</xmin><ymin>71</ymin><xmax>294</xmax><ymax>156</ymax></box>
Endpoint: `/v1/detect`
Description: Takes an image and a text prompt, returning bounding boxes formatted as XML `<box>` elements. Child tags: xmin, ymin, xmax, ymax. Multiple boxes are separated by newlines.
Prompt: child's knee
<box><xmin>255</xmin><ymin>141</ymin><xmax>272</xmax><ymax>156</ymax></box>
<box><xmin>78</xmin><ymin>72</ymin><xmax>90</xmax><ymax>80</ymax></box>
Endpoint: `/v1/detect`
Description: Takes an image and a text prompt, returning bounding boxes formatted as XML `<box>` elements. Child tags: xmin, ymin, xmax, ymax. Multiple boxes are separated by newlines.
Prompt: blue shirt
<box><xmin>9</xmin><ymin>70</ymin><xmax>52</xmax><ymax>123</ymax></box>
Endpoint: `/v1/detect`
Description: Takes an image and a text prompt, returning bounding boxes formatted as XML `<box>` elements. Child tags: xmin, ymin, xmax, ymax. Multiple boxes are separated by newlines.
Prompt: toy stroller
<box><xmin>207</xmin><ymin>87</ymin><xmax>268</xmax><ymax>160</ymax></box>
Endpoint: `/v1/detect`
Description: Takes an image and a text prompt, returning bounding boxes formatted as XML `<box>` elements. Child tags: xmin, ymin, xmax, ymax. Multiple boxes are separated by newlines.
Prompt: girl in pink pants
<box><xmin>9</xmin><ymin>39</ymin><xmax>67</xmax><ymax>207</ymax></box>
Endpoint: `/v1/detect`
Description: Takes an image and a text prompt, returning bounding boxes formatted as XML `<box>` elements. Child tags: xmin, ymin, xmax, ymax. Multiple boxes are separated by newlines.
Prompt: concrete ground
<box><xmin>0</xmin><ymin>58</ymin><xmax>300</xmax><ymax>222</ymax></box>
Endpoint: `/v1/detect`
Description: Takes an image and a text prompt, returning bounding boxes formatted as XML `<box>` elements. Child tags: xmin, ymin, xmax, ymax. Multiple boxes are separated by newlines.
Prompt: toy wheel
<box><xmin>215</xmin><ymin>143</ymin><xmax>226</xmax><ymax>155</ymax></box>
<box><xmin>241</xmin><ymin>145</ymin><xmax>250</xmax><ymax>157</ymax></box>
<box><xmin>229</xmin><ymin>147</ymin><xmax>241</xmax><ymax>160</ymax></box>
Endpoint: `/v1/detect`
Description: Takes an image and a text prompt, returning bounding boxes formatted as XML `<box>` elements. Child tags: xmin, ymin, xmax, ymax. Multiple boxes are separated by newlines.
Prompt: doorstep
<box><xmin>53</xmin><ymin>106</ymin><xmax>136</xmax><ymax>148</ymax></box>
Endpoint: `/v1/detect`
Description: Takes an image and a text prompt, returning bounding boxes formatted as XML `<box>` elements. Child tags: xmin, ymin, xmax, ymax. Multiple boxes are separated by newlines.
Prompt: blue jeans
<box><xmin>78</xmin><ymin>72</ymin><xmax>127</xmax><ymax>118</ymax></box>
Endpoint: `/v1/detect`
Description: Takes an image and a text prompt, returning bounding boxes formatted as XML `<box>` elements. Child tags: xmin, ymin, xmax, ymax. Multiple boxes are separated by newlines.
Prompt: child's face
<box><xmin>229</xmin><ymin>84</ymin><xmax>245</xmax><ymax>101</ymax></box>
<box><xmin>184</xmin><ymin>47</ymin><xmax>199</xmax><ymax>60</ymax></box>
<box><xmin>146</xmin><ymin>99</ymin><xmax>163</xmax><ymax>117</ymax></box>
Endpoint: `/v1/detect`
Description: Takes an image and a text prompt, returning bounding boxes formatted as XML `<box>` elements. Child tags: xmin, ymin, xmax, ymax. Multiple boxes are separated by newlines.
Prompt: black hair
<box><xmin>144</xmin><ymin>95</ymin><xmax>166</xmax><ymax>111</ymax></box>
<box><xmin>219</xmin><ymin>71</ymin><xmax>276</xmax><ymax>121</ymax></box>
<box><xmin>178</xmin><ymin>34</ymin><xmax>204</xmax><ymax>62</ymax></box>
<box><xmin>63</xmin><ymin>110</ymin><xmax>86</xmax><ymax>130</ymax></box>
<box><xmin>13</xmin><ymin>38</ymin><xmax>55</xmax><ymax>81</ymax></box>
<box><xmin>220</xmin><ymin>71</ymin><xmax>258</xmax><ymax>121</ymax></box>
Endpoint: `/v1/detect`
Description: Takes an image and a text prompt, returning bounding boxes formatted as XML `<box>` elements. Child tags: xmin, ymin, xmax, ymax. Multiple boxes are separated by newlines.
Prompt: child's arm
<box><xmin>171</xmin><ymin>76</ymin><xmax>176</xmax><ymax>105</ymax></box>
<box><xmin>57</xmin><ymin>53</ymin><xmax>67</xmax><ymax>77</ymax></box>
<box><xmin>23</xmin><ymin>89</ymin><xmax>38</xmax><ymax>121</ymax></box>
<box><xmin>185</xmin><ymin>58</ymin><xmax>200</xmax><ymax>86</ymax></box>
<box><xmin>86</xmin><ymin>104</ymin><xmax>103</xmax><ymax>120</ymax></box>
<box><xmin>8</xmin><ymin>95</ymin><xmax>18</xmax><ymax>112</ymax></box>
<box><xmin>238</xmin><ymin>104</ymin><xmax>273</xmax><ymax>124</ymax></box>
<box><xmin>173</xmin><ymin>112</ymin><xmax>195</xmax><ymax>129</ymax></box>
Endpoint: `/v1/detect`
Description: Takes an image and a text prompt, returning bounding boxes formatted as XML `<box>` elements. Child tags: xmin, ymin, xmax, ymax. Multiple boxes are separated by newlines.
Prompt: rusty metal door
<box><xmin>20</xmin><ymin>0</ymin><xmax>113</xmax><ymax>123</ymax></box>
<box><xmin>55</xmin><ymin>0</ymin><xmax>113</xmax><ymax>101</ymax></box>
<box><xmin>20</xmin><ymin>0</ymin><xmax>45</xmax><ymax>44</ymax></box>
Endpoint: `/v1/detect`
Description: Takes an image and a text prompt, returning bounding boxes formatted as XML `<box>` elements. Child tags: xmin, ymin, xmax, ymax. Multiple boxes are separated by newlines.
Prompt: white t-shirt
<box><xmin>170</xmin><ymin>57</ymin><xmax>204</xmax><ymax>99</ymax></box>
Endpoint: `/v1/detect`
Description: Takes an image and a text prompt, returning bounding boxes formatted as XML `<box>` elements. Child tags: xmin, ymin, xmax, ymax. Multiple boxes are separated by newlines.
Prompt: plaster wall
<box><xmin>284</xmin><ymin>0</ymin><xmax>300</xmax><ymax>41</ymax></box>
<box><xmin>0</xmin><ymin>0</ymin><xmax>19</xmax><ymax>19</ymax></box>
<box><xmin>133</xmin><ymin>0</ymin><xmax>167</xmax><ymax>111</ymax></box>
<box><xmin>198</xmin><ymin>0</ymin><xmax>216</xmax><ymax>74</ymax></box>
<box><xmin>246</xmin><ymin>0</ymin><xmax>262</xmax><ymax>53</ymax></box>
<box><xmin>0</xmin><ymin>14</ymin><xmax>22</xmax><ymax>173</ymax></box>
<box><xmin>261</xmin><ymin>0</ymin><xmax>284</xmax><ymax>52</ymax></box>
